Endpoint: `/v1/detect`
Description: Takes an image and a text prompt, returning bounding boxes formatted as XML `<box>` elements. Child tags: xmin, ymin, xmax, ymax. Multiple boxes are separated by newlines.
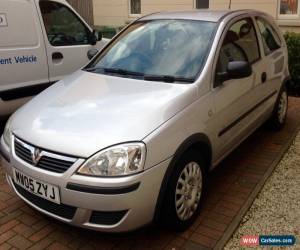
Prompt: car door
<box><xmin>252</xmin><ymin>16</ymin><xmax>285</xmax><ymax>113</ymax></box>
<box><xmin>212</xmin><ymin>17</ymin><xmax>263</xmax><ymax>160</ymax></box>
<box><xmin>0</xmin><ymin>0</ymin><xmax>49</xmax><ymax>114</ymax></box>
<box><xmin>37</xmin><ymin>0</ymin><xmax>106</xmax><ymax>82</ymax></box>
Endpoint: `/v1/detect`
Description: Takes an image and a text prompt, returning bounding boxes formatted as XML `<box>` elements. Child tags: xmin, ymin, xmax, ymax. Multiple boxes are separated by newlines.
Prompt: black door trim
<box><xmin>0</xmin><ymin>82</ymin><xmax>56</xmax><ymax>101</ymax></box>
<box><xmin>218</xmin><ymin>90</ymin><xmax>277</xmax><ymax>137</ymax></box>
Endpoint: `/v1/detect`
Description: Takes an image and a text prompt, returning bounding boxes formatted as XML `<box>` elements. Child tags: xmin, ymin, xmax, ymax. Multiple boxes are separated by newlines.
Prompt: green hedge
<box><xmin>284</xmin><ymin>32</ymin><xmax>300</xmax><ymax>86</ymax></box>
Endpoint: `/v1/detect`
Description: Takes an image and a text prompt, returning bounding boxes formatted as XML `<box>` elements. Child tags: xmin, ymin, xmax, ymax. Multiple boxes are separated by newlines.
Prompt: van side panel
<box><xmin>0</xmin><ymin>0</ymin><xmax>49</xmax><ymax>101</ymax></box>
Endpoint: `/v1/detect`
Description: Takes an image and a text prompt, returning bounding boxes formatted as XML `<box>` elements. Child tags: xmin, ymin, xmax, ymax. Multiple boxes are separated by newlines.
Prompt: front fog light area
<box><xmin>77</xmin><ymin>143</ymin><xmax>146</xmax><ymax>177</ymax></box>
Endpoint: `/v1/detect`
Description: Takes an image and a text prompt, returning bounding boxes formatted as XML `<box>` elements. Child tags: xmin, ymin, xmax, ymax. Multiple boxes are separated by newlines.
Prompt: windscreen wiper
<box><xmin>84</xmin><ymin>67</ymin><xmax>144</xmax><ymax>77</ymax></box>
<box><xmin>84</xmin><ymin>66</ymin><xmax>103</xmax><ymax>72</ymax></box>
<box><xmin>103</xmin><ymin>68</ymin><xmax>144</xmax><ymax>77</ymax></box>
<box><xmin>144</xmin><ymin>75</ymin><xmax>195</xmax><ymax>83</ymax></box>
<box><xmin>85</xmin><ymin>67</ymin><xmax>194</xmax><ymax>83</ymax></box>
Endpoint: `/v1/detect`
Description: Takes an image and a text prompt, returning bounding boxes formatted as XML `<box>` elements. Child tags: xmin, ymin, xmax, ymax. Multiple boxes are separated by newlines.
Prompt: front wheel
<box><xmin>270</xmin><ymin>86</ymin><xmax>288</xmax><ymax>130</ymax></box>
<box><xmin>161</xmin><ymin>150</ymin><xmax>207</xmax><ymax>231</ymax></box>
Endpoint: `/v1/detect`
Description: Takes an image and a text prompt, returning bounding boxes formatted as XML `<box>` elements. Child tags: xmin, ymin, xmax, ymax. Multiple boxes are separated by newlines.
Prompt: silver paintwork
<box><xmin>1</xmin><ymin>10</ymin><xmax>289</xmax><ymax>232</ymax></box>
<box><xmin>9</xmin><ymin>70</ymin><xmax>194</xmax><ymax>159</ymax></box>
<box><xmin>1</xmin><ymin>135</ymin><xmax>170</xmax><ymax>232</ymax></box>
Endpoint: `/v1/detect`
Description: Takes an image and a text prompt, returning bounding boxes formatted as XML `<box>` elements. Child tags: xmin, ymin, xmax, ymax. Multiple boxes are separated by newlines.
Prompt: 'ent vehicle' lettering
<box><xmin>0</xmin><ymin>55</ymin><xmax>37</xmax><ymax>65</ymax></box>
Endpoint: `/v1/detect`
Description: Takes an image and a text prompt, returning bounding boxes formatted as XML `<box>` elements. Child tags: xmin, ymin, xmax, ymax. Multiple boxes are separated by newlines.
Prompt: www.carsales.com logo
<box><xmin>241</xmin><ymin>235</ymin><xmax>296</xmax><ymax>247</ymax></box>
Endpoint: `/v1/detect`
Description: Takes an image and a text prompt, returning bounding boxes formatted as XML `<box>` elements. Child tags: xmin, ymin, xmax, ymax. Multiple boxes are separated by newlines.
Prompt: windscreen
<box><xmin>86</xmin><ymin>19</ymin><xmax>217</xmax><ymax>83</ymax></box>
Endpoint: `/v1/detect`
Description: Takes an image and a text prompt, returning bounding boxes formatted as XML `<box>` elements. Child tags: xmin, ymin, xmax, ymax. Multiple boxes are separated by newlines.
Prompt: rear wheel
<box><xmin>270</xmin><ymin>86</ymin><xmax>288</xmax><ymax>130</ymax></box>
<box><xmin>161</xmin><ymin>150</ymin><xmax>207</xmax><ymax>231</ymax></box>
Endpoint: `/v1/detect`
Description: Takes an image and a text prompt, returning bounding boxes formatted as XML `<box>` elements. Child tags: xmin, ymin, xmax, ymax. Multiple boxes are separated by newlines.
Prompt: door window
<box><xmin>256</xmin><ymin>17</ymin><xmax>281</xmax><ymax>55</ymax></box>
<box><xmin>40</xmin><ymin>1</ymin><xmax>91</xmax><ymax>46</ymax></box>
<box><xmin>216</xmin><ymin>18</ymin><xmax>260</xmax><ymax>80</ymax></box>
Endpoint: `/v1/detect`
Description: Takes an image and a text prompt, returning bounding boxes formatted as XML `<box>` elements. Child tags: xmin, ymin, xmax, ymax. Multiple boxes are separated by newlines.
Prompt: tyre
<box><xmin>269</xmin><ymin>85</ymin><xmax>288</xmax><ymax>130</ymax></box>
<box><xmin>161</xmin><ymin>149</ymin><xmax>207</xmax><ymax>232</ymax></box>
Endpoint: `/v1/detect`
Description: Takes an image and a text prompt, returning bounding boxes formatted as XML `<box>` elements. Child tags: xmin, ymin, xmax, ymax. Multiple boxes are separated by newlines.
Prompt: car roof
<box><xmin>139</xmin><ymin>10</ymin><xmax>262</xmax><ymax>23</ymax></box>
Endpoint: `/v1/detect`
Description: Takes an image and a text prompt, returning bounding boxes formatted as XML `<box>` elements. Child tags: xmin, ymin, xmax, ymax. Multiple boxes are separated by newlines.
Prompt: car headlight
<box><xmin>3</xmin><ymin>117</ymin><xmax>12</xmax><ymax>147</ymax></box>
<box><xmin>77</xmin><ymin>143</ymin><xmax>146</xmax><ymax>177</ymax></box>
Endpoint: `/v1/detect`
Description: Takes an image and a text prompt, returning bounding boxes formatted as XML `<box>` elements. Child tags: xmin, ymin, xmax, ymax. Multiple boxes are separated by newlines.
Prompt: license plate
<box><xmin>13</xmin><ymin>168</ymin><xmax>61</xmax><ymax>204</ymax></box>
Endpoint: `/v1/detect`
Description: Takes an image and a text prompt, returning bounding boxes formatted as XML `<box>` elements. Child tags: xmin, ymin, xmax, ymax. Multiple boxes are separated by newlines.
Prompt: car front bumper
<box><xmin>0</xmin><ymin>136</ymin><xmax>170</xmax><ymax>232</ymax></box>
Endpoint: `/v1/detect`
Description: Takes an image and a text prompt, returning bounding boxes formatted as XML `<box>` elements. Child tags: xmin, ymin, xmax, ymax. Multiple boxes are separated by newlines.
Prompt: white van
<box><xmin>0</xmin><ymin>0</ymin><xmax>108</xmax><ymax>115</ymax></box>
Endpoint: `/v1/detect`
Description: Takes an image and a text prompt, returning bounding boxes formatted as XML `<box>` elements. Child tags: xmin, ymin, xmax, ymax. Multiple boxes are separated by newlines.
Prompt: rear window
<box><xmin>256</xmin><ymin>17</ymin><xmax>281</xmax><ymax>55</ymax></box>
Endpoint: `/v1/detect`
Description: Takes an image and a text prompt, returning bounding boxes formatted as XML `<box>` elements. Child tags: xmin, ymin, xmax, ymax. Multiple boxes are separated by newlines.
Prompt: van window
<box><xmin>40</xmin><ymin>1</ymin><xmax>91</xmax><ymax>46</ymax></box>
<box><xmin>256</xmin><ymin>17</ymin><xmax>281</xmax><ymax>55</ymax></box>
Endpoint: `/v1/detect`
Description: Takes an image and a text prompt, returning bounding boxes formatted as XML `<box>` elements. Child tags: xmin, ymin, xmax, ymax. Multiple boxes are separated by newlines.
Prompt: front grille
<box><xmin>89</xmin><ymin>210</ymin><xmax>128</xmax><ymax>225</ymax></box>
<box><xmin>13</xmin><ymin>181</ymin><xmax>76</xmax><ymax>220</ymax></box>
<box><xmin>37</xmin><ymin>156</ymin><xmax>75</xmax><ymax>173</ymax></box>
<box><xmin>14</xmin><ymin>140</ymin><xmax>32</xmax><ymax>163</ymax></box>
<box><xmin>14</xmin><ymin>138</ymin><xmax>77</xmax><ymax>174</ymax></box>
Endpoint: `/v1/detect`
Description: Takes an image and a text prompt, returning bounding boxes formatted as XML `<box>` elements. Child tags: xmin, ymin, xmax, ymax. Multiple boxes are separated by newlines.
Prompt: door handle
<box><xmin>52</xmin><ymin>52</ymin><xmax>63</xmax><ymax>60</ymax></box>
<box><xmin>261</xmin><ymin>72</ymin><xmax>267</xmax><ymax>83</ymax></box>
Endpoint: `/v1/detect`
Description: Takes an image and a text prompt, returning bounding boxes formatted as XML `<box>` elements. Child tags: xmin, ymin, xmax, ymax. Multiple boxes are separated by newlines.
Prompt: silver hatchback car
<box><xmin>1</xmin><ymin>10</ymin><xmax>289</xmax><ymax>232</ymax></box>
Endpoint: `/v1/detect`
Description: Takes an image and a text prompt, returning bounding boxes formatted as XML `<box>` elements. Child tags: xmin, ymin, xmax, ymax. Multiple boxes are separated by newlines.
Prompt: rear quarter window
<box><xmin>256</xmin><ymin>17</ymin><xmax>282</xmax><ymax>55</ymax></box>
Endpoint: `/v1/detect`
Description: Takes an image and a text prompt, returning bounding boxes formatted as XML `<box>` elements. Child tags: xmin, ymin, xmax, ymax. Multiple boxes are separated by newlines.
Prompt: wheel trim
<box><xmin>278</xmin><ymin>91</ymin><xmax>288</xmax><ymax>124</ymax></box>
<box><xmin>175</xmin><ymin>162</ymin><xmax>202</xmax><ymax>221</ymax></box>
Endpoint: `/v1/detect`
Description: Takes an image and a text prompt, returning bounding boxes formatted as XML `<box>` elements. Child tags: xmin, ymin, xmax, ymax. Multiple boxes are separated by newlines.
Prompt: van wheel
<box><xmin>161</xmin><ymin>150</ymin><xmax>207</xmax><ymax>232</ymax></box>
<box><xmin>270</xmin><ymin>86</ymin><xmax>288</xmax><ymax>130</ymax></box>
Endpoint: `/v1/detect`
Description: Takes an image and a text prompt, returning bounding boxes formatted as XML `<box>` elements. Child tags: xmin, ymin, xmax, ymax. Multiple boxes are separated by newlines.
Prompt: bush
<box><xmin>284</xmin><ymin>32</ymin><xmax>300</xmax><ymax>87</ymax></box>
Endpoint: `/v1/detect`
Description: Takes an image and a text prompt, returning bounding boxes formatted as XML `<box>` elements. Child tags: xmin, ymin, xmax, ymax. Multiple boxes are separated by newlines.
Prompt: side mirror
<box><xmin>87</xmin><ymin>48</ymin><xmax>99</xmax><ymax>60</ymax></box>
<box><xmin>227</xmin><ymin>61</ymin><xmax>252</xmax><ymax>79</ymax></box>
<box><xmin>216</xmin><ymin>61</ymin><xmax>252</xmax><ymax>85</ymax></box>
<box><xmin>89</xmin><ymin>30</ymin><xmax>103</xmax><ymax>45</ymax></box>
